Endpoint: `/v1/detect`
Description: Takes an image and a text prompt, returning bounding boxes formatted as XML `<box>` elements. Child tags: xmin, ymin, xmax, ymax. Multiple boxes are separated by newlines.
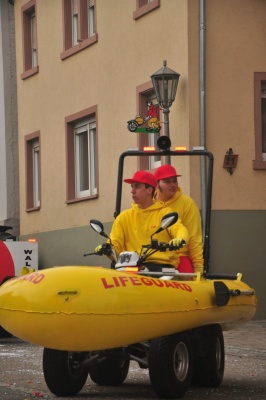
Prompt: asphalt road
<box><xmin>0</xmin><ymin>320</ymin><xmax>265</xmax><ymax>400</ymax></box>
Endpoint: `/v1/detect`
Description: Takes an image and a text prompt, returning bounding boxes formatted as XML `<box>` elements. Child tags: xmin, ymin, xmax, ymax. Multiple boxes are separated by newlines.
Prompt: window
<box><xmin>88</xmin><ymin>0</ymin><xmax>95</xmax><ymax>37</ymax></box>
<box><xmin>137</xmin><ymin>82</ymin><xmax>162</xmax><ymax>170</ymax></box>
<box><xmin>25</xmin><ymin>132</ymin><xmax>41</xmax><ymax>211</ymax></box>
<box><xmin>66</xmin><ymin>106</ymin><xmax>98</xmax><ymax>202</ymax></box>
<box><xmin>261</xmin><ymin>84</ymin><xmax>266</xmax><ymax>161</ymax></box>
<box><xmin>253</xmin><ymin>72</ymin><xmax>266</xmax><ymax>169</ymax></box>
<box><xmin>75</xmin><ymin>118</ymin><xmax>97</xmax><ymax>198</ymax></box>
<box><xmin>72</xmin><ymin>0</ymin><xmax>79</xmax><ymax>46</ymax></box>
<box><xmin>133</xmin><ymin>0</ymin><xmax>160</xmax><ymax>20</ymax></box>
<box><xmin>31</xmin><ymin>13</ymin><xmax>37</xmax><ymax>67</ymax></box>
<box><xmin>21</xmin><ymin>0</ymin><xmax>39</xmax><ymax>79</ymax></box>
<box><xmin>61</xmin><ymin>0</ymin><xmax>97</xmax><ymax>60</ymax></box>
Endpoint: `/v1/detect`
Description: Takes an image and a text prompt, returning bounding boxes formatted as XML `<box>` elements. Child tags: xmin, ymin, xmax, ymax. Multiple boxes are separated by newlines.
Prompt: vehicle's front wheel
<box><xmin>149</xmin><ymin>332</ymin><xmax>193</xmax><ymax>399</ymax></box>
<box><xmin>0</xmin><ymin>326</ymin><xmax>12</xmax><ymax>338</ymax></box>
<box><xmin>43</xmin><ymin>348</ymin><xmax>89</xmax><ymax>396</ymax></box>
<box><xmin>191</xmin><ymin>324</ymin><xmax>225</xmax><ymax>387</ymax></box>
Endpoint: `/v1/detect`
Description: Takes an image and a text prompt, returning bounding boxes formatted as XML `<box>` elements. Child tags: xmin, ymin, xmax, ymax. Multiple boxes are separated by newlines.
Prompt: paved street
<box><xmin>0</xmin><ymin>320</ymin><xmax>265</xmax><ymax>400</ymax></box>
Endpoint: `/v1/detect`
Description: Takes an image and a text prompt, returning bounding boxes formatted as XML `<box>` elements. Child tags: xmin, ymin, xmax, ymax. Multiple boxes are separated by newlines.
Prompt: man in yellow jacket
<box><xmin>95</xmin><ymin>170</ymin><xmax>189</xmax><ymax>269</ymax></box>
<box><xmin>154</xmin><ymin>165</ymin><xmax>203</xmax><ymax>274</ymax></box>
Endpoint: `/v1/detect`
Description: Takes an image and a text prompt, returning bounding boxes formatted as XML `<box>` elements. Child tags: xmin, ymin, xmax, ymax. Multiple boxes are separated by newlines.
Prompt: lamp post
<box><xmin>151</xmin><ymin>60</ymin><xmax>180</xmax><ymax>164</ymax></box>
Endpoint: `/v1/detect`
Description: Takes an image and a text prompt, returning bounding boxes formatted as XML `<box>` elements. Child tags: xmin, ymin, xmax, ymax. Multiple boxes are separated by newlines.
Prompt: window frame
<box><xmin>253</xmin><ymin>72</ymin><xmax>266</xmax><ymax>169</ymax></box>
<box><xmin>25</xmin><ymin>131</ymin><xmax>41</xmax><ymax>212</ymax></box>
<box><xmin>65</xmin><ymin>106</ymin><xmax>98</xmax><ymax>203</ymax></box>
<box><xmin>133</xmin><ymin>0</ymin><xmax>160</xmax><ymax>20</ymax></box>
<box><xmin>61</xmin><ymin>0</ymin><xmax>98</xmax><ymax>60</ymax></box>
<box><xmin>21</xmin><ymin>0</ymin><xmax>39</xmax><ymax>80</ymax></box>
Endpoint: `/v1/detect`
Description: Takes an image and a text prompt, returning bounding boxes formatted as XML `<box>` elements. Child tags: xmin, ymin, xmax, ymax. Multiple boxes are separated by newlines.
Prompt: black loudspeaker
<box><xmin>157</xmin><ymin>135</ymin><xmax>171</xmax><ymax>150</ymax></box>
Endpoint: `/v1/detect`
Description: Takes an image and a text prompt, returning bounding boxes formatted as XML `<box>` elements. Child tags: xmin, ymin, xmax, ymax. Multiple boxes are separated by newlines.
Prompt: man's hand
<box><xmin>94</xmin><ymin>245</ymin><xmax>103</xmax><ymax>254</ymax></box>
<box><xmin>169</xmin><ymin>238</ymin><xmax>186</xmax><ymax>248</ymax></box>
<box><xmin>94</xmin><ymin>243</ymin><xmax>112</xmax><ymax>256</ymax></box>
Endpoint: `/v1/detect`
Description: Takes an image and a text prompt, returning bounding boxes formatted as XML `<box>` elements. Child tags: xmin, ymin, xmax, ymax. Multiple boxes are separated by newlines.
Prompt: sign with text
<box><xmin>4</xmin><ymin>241</ymin><xmax>38</xmax><ymax>275</ymax></box>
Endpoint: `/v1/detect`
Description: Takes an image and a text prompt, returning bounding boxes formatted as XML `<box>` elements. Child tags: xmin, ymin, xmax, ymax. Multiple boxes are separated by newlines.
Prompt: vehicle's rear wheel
<box><xmin>89</xmin><ymin>351</ymin><xmax>130</xmax><ymax>386</ymax></box>
<box><xmin>149</xmin><ymin>332</ymin><xmax>193</xmax><ymax>399</ymax></box>
<box><xmin>43</xmin><ymin>348</ymin><xmax>89</xmax><ymax>396</ymax></box>
<box><xmin>191</xmin><ymin>324</ymin><xmax>225</xmax><ymax>387</ymax></box>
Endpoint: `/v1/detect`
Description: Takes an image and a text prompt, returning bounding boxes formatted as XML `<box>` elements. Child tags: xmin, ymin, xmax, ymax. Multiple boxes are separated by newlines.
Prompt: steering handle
<box><xmin>142</xmin><ymin>240</ymin><xmax>185</xmax><ymax>252</ymax></box>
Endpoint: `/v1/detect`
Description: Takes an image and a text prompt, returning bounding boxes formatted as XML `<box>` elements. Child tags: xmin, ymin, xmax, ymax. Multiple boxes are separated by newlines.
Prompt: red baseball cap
<box><xmin>154</xmin><ymin>165</ymin><xmax>182</xmax><ymax>182</ymax></box>
<box><xmin>124</xmin><ymin>170</ymin><xmax>157</xmax><ymax>188</ymax></box>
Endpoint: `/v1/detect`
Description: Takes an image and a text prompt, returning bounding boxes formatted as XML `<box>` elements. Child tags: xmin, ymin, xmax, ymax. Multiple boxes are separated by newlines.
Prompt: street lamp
<box><xmin>151</xmin><ymin>60</ymin><xmax>180</xmax><ymax>164</ymax></box>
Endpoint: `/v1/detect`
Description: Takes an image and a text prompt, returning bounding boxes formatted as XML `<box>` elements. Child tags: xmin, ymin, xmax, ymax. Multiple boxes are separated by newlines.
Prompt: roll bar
<box><xmin>113</xmin><ymin>149</ymin><xmax>214</xmax><ymax>272</ymax></box>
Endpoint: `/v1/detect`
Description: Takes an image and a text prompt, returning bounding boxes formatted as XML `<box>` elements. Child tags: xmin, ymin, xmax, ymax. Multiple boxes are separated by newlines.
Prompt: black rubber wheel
<box><xmin>149</xmin><ymin>332</ymin><xmax>193</xmax><ymax>399</ymax></box>
<box><xmin>191</xmin><ymin>324</ymin><xmax>225</xmax><ymax>387</ymax></box>
<box><xmin>89</xmin><ymin>354</ymin><xmax>130</xmax><ymax>386</ymax></box>
<box><xmin>43</xmin><ymin>348</ymin><xmax>89</xmax><ymax>396</ymax></box>
<box><xmin>0</xmin><ymin>326</ymin><xmax>13</xmax><ymax>338</ymax></box>
<box><xmin>127</xmin><ymin>120</ymin><xmax>138</xmax><ymax>132</ymax></box>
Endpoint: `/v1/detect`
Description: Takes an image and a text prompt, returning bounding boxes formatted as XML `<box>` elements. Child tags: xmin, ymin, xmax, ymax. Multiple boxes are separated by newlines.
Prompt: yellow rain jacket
<box><xmin>155</xmin><ymin>187</ymin><xmax>203</xmax><ymax>273</ymax></box>
<box><xmin>110</xmin><ymin>201</ymin><xmax>189</xmax><ymax>268</ymax></box>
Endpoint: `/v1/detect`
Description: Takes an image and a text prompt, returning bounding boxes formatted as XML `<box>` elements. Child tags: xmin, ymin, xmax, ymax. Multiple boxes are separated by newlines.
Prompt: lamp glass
<box><xmin>151</xmin><ymin>62</ymin><xmax>180</xmax><ymax>109</ymax></box>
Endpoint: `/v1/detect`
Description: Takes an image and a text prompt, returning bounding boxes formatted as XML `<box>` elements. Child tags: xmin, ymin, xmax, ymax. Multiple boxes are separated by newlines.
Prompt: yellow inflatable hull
<box><xmin>0</xmin><ymin>266</ymin><xmax>256</xmax><ymax>351</ymax></box>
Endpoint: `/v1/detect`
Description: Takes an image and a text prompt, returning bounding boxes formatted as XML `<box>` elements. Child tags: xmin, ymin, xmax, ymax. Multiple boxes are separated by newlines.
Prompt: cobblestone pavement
<box><xmin>0</xmin><ymin>320</ymin><xmax>265</xmax><ymax>400</ymax></box>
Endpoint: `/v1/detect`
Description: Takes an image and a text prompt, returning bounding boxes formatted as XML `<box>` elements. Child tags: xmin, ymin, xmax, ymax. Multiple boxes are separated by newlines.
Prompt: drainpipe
<box><xmin>200</xmin><ymin>0</ymin><xmax>207</xmax><ymax>238</ymax></box>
